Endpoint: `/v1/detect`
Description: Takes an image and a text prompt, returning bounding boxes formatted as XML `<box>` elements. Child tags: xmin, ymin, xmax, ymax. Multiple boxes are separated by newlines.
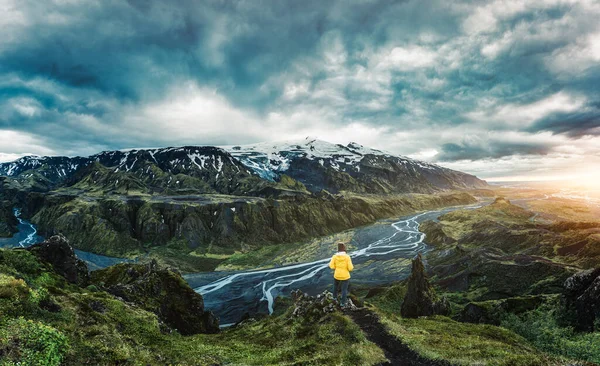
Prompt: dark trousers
<box><xmin>333</xmin><ymin>278</ymin><xmax>349</xmax><ymax>306</ymax></box>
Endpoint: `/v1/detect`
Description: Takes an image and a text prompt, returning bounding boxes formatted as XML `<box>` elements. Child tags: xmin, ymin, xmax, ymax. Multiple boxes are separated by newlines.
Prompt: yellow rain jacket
<box><xmin>329</xmin><ymin>252</ymin><xmax>354</xmax><ymax>280</ymax></box>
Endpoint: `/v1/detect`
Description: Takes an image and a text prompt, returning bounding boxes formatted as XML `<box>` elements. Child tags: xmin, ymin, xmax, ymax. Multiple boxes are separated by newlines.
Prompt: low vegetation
<box><xmin>380</xmin><ymin>314</ymin><xmax>558</xmax><ymax>365</ymax></box>
<box><xmin>27</xmin><ymin>191</ymin><xmax>476</xmax><ymax>272</ymax></box>
<box><xmin>364</xmin><ymin>281</ymin><xmax>566</xmax><ymax>365</ymax></box>
<box><xmin>501</xmin><ymin>301</ymin><xmax>600</xmax><ymax>363</ymax></box>
<box><xmin>0</xmin><ymin>248</ymin><xmax>386</xmax><ymax>365</ymax></box>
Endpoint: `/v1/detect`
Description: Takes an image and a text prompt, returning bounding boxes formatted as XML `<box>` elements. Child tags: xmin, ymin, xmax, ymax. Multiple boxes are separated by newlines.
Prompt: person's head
<box><xmin>337</xmin><ymin>242</ymin><xmax>347</xmax><ymax>252</ymax></box>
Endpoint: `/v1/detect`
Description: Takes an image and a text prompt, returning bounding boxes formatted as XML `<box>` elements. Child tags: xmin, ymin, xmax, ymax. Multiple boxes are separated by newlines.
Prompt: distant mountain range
<box><xmin>0</xmin><ymin>137</ymin><xmax>487</xmax><ymax>195</ymax></box>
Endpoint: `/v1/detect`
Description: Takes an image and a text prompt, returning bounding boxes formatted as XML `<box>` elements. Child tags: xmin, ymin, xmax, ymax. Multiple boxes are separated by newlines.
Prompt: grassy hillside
<box><xmin>0</xmin><ymin>248</ymin><xmax>386</xmax><ymax>365</ymax></box>
<box><xmin>416</xmin><ymin>196</ymin><xmax>600</xmax><ymax>364</ymax></box>
<box><xmin>0</xmin><ymin>244</ymin><xmax>584</xmax><ymax>366</ymax></box>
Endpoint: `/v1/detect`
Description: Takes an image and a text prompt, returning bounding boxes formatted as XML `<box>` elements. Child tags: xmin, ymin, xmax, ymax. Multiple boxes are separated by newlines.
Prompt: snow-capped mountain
<box><xmin>224</xmin><ymin>137</ymin><xmax>488</xmax><ymax>193</ymax></box>
<box><xmin>224</xmin><ymin>138</ymin><xmax>393</xmax><ymax>180</ymax></box>
<box><xmin>0</xmin><ymin>155</ymin><xmax>90</xmax><ymax>182</ymax></box>
<box><xmin>0</xmin><ymin>147</ymin><xmax>263</xmax><ymax>195</ymax></box>
<box><xmin>0</xmin><ymin>138</ymin><xmax>487</xmax><ymax>195</ymax></box>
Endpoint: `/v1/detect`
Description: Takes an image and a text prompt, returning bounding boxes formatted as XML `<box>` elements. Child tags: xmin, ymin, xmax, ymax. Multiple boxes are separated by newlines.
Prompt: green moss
<box><xmin>378</xmin><ymin>313</ymin><xmax>561</xmax><ymax>365</ymax></box>
<box><xmin>0</xmin><ymin>250</ymin><xmax>41</xmax><ymax>276</ymax></box>
<box><xmin>166</xmin><ymin>312</ymin><xmax>386</xmax><ymax>366</ymax></box>
<box><xmin>365</xmin><ymin>281</ymin><xmax>408</xmax><ymax>314</ymax></box>
<box><xmin>217</xmin><ymin>244</ymin><xmax>287</xmax><ymax>270</ymax></box>
<box><xmin>501</xmin><ymin>301</ymin><xmax>600</xmax><ymax>364</ymax></box>
<box><xmin>276</xmin><ymin>174</ymin><xmax>309</xmax><ymax>193</ymax></box>
<box><xmin>435</xmin><ymin>198</ymin><xmax>534</xmax><ymax>241</ymax></box>
<box><xmin>0</xmin><ymin>317</ymin><xmax>69</xmax><ymax>366</ymax></box>
<box><xmin>0</xmin><ymin>274</ymin><xmax>30</xmax><ymax>299</ymax></box>
<box><xmin>147</xmin><ymin>246</ymin><xmax>226</xmax><ymax>273</ymax></box>
<box><xmin>0</xmin><ymin>246</ymin><xmax>390</xmax><ymax>365</ymax></box>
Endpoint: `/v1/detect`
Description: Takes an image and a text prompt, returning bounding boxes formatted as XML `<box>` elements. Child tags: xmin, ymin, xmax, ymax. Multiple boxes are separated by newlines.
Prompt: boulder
<box><xmin>563</xmin><ymin>267</ymin><xmax>600</xmax><ymax>332</ymax></box>
<box><xmin>401</xmin><ymin>254</ymin><xmax>450</xmax><ymax>318</ymax></box>
<box><xmin>27</xmin><ymin>235</ymin><xmax>89</xmax><ymax>286</ymax></box>
<box><xmin>91</xmin><ymin>260</ymin><xmax>219</xmax><ymax>335</ymax></box>
<box><xmin>459</xmin><ymin>302</ymin><xmax>499</xmax><ymax>325</ymax></box>
<box><xmin>290</xmin><ymin>290</ymin><xmax>357</xmax><ymax>321</ymax></box>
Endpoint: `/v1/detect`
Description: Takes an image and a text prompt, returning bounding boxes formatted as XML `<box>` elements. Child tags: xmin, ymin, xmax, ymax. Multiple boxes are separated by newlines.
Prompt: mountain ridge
<box><xmin>0</xmin><ymin>138</ymin><xmax>488</xmax><ymax>195</ymax></box>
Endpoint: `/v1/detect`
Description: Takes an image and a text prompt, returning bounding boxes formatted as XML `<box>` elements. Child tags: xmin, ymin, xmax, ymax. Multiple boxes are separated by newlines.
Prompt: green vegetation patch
<box><xmin>173</xmin><ymin>312</ymin><xmax>386</xmax><ymax>366</ymax></box>
<box><xmin>0</xmin><ymin>247</ymin><xmax>387</xmax><ymax>365</ymax></box>
<box><xmin>436</xmin><ymin>197</ymin><xmax>534</xmax><ymax>241</ymax></box>
<box><xmin>216</xmin><ymin>244</ymin><xmax>287</xmax><ymax>270</ymax></box>
<box><xmin>501</xmin><ymin>301</ymin><xmax>600</xmax><ymax>364</ymax></box>
<box><xmin>378</xmin><ymin>313</ymin><xmax>561</xmax><ymax>365</ymax></box>
<box><xmin>0</xmin><ymin>317</ymin><xmax>69</xmax><ymax>366</ymax></box>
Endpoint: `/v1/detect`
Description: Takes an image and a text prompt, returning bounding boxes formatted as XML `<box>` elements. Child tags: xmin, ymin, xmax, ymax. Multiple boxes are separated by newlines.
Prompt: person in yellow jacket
<box><xmin>329</xmin><ymin>242</ymin><xmax>354</xmax><ymax>307</ymax></box>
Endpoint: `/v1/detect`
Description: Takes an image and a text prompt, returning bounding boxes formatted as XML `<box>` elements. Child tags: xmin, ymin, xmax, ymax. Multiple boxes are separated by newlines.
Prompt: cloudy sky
<box><xmin>1</xmin><ymin>0</ymin><xmax>599</xmax><ymax>181</ymax></box>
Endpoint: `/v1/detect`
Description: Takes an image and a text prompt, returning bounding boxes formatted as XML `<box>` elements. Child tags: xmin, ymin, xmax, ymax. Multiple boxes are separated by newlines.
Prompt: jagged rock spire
<box><xmin>401</xmin><ymin>253</ymin><xmax>450</xmax><ymax>318</ymax></box>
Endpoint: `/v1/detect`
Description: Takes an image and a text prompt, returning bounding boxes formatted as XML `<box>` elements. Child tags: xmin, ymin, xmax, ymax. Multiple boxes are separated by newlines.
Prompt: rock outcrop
<box><xmin>27</xmin><ymin>235</ymin><xmax>89</xmax><ymax>286</ymax></box>
<box><xmin>401</xmin><ymin>254</ymin><xmax>450</xmax><ymax>318</ymax></box>
<box><xmin>0</xmin><ymin>203</ymin><xmax>18</xmax><ymax>238</ymax></box>
<box><xmin>419</xmin><ymin>220</ymin><xmax>456</xmax><ymax>247</ymax></box>
<box><xmin>91</xmin><ymin>260</ymin><xmax>219</xmax><ymax>335</ymax></box>
<box><xmin>458</xmin><ymin>296</ymin><xmax>546</xmax><ymax>325</ymax></box>
<box><xmin>290</xmin><ymin>290</ymin><xmax>357</xmax><ymax>321</ymax></box>
<box><xmin>563</xmin><ymin>267</ymin><xmax>600</xmax><ymax>332</ymax></box>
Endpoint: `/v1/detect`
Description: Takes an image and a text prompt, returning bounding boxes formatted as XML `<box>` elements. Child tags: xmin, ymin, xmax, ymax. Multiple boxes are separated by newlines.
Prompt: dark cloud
<box><xmin>436</xmin><ymin>140</ymin><xmax>553</xmax><ymax>162</ymax></box>
<box><xmin>527</xmin><ymin>105</ymin><xmax>600</xmax><ymax>138</ymax></box>
<box><xmin>0</xmin><ymin>0</ymin><xmax>599</xmax><ymax>178</ymax></box>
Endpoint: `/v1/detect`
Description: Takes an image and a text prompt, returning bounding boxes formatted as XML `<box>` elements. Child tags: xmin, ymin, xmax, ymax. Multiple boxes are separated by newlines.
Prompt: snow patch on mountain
<box><xmin>222</xmin><ymin>137</ymin><xmax>442</xmax><ymax>181</ymax></box>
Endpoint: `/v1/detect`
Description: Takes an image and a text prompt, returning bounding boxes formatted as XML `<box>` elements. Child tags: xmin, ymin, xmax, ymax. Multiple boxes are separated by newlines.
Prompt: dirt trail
<box><xmin>349</xmin><ymin>308</ymin><xmax>452</xmax><ymax>366</ymax></box>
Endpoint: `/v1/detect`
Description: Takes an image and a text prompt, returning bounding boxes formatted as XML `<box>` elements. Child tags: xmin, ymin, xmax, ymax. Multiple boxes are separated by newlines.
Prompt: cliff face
<box><xmin>29</xmin><ymin>192</ymin><xmax>478</xmax><ymax>259</ymax></box>
<box><xmin>0</xmin><ymin>177</ymin><xmax>21</xmax><ymax>237</ymax></box>
<box><xmin>0</xmin><ymin>202</ymin><xmax>18</xmax><ymax>238</ymax></box>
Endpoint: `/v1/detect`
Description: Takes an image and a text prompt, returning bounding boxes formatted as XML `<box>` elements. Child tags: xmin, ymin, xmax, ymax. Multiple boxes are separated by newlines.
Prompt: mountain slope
<box><xmin>0</xmin><ymin>138</ymin><xmax>487</xmax><ymax>195</ymax></box>
<box><xmin>0</xmin><ymin>147</ymin><xmax>270</xmax><ymax>195</ymax></box>
<box><xmin>225</xmin><ymin>137</ymin><xmax>488</xmax><ymax>194</ymax></box>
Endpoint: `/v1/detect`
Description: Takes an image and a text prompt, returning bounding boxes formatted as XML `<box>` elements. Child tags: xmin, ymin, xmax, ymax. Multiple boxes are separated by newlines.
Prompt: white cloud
<box><xmin>0</xmin><ymin>153</ymin><xmax>23</xmax><ymax>163</ymax></box>
<box><xmin>441</xmin><ymin>150</ymin><xmax>600</xmax><ymax>181</ymax></box>
<box><xmin>282</xmin><ymin>81</ymin><xmax>311</xmax><ymax>100</ymax></box>
<box><xmin>0</xmin><ymin>130</ymin><xmax>56</xmax><ymax>162</ymax></box>
<box><xmin>466</xmin><ymin>92</ymin><xmax>586</xmax><ymax>127</ymax></box>
<box><xmin>120</xmin><ymin>83</ymin><xmax>268</xmax><ymax>145</ymax></box>
<box><xmin>0</xmin><ymin>0</ymin><xmax>28</xmax><ymax>50</ymax></box>
<box><xmin>320</xmin><ymin>31</ymin><xmax>348</xmax><ymax>72</ymax></box>
<box><xmin>461</xmin><ymin>0</ymin><xmax>581</xmax><ymax>35</ymax></box>
<box><xmin>377</xmin><ymin>46</ymin><xmax>437</xmax><ymax>71</ymax></box>
<box><xmin>408</xmin><ymin>149</ymin><xmax>439</xmax><ymax>160</ymax></box>
<box><xmin>546</xmin><ymin>31</ymin><xmax>600</xmax><ymax>75</ymax></box>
